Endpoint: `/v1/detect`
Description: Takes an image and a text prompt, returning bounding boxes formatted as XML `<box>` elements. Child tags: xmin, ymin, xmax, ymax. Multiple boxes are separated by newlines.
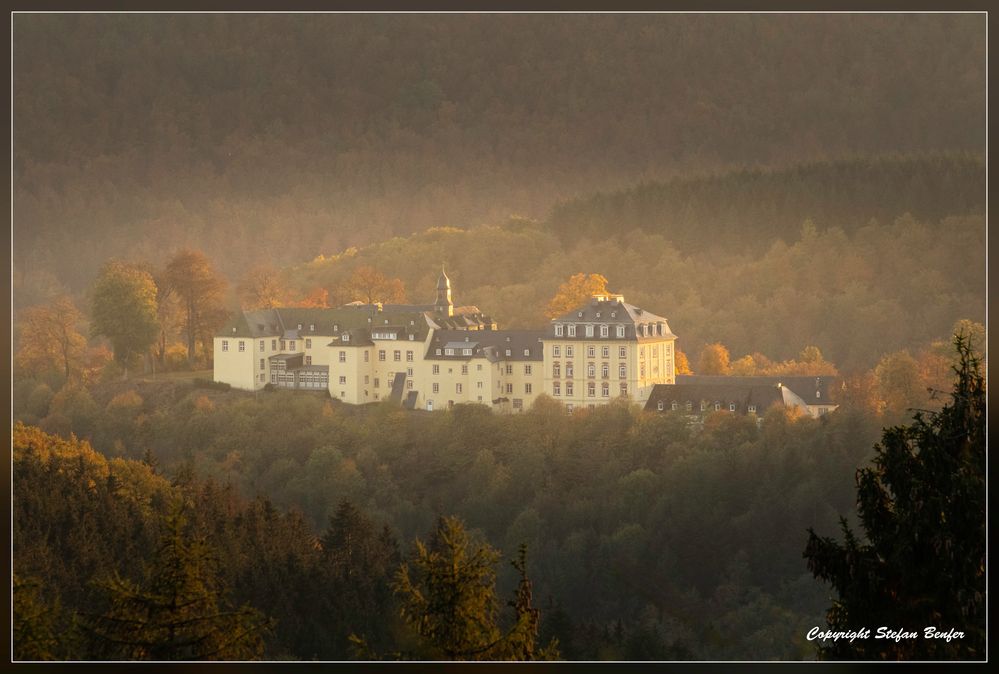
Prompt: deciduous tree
<box><xmin>90</xmin><ymin>262</ymin><xmax>159</xmax><ymax>376</ymax></box>
<box><xmin>163</xmin><ymin>250</ymin><xmax>228</xmax><ymax>364</ymax></box>
<box><xmin>15</xmin><ymin>296</ymin><xmax>87</xmax><ymax>382</ymax></box>
<box><xmin>697</xmin><ymin>343</ymin><xmax>731</xmax><ymax>375</ymax></box>
<box><xmin>347</xmin><ymin>266</ymin><xmax>406</xmax><ymax>305</ymax></box>
<box><xmin>545</xmin><ymin>273</ymin><xmax>609</xmax><ymax>319</ymax></box>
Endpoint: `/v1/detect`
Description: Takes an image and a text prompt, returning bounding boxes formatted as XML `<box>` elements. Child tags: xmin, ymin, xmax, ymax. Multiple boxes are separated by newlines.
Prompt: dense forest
<box><xmin>13</xmin><ymin>14</ymin><xmax>985</xmax><ymax>295</ymax></box>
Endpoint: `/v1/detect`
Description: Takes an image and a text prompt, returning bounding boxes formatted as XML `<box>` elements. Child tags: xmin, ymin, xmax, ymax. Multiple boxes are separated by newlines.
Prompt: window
<box><xmin>566</xmin><ymin>363</ymin><xmax>574</xmax><ymax>378</ymax></box>
<box><xmin>306</xmin><ymin>339</ymin><xmax>312</xmax><ymax>349</ymax></box>
<box><xmin>553</xmin><ymin>363</ymin><xmax>561</xmax><ymax>378</ymax></box>
<box><xmin>640</xmin><ymin>364</ymin><xmax>646</xmax><ymax>378</ymax></box>
<box><xmin>587</xmin><ymin>346</ymin><xmax>595</xmax><ymax>358</ymax></box>
<box><xmin>363</xmin><ymin>350</ymin><xmax>368</xmax><ymax>362</ymax></box>
<box><xmin>461</xmin><ymin>364</ymin><xmax>468</xmax><ymax>375</ymax></box>
<box><xmin>342</xmin><ymin>334</ymin><xmax>350</xmax><ymax>343</ymax></box>
<box><xmin>585</xmin><ymin>325</ymin><xmax>594</xmax><ymax>337</ymax></box>
<box><xmin>260</xmin><ymin>373</ymin><xmax>266</xmax><ymax>382</ymax></box>
<box><xmin>586</xmin><ymin>363</ymin><xmax>595</xmax><ymax>378</ymax></box>
<box><xmin>364</xmin><ymin>375</ymin><xmax>369</xmax><ymax>384</ymax></box>
<box><xmin>513</xmin><ymin>399</ymin><xmax>523</xmax><ymax>410</ymax></box>
<box><xmin>503</xmin><ymin>364</ymin><xmax>512</xmax><ymax>375</ymax></box>
<box><xmin>601</xmin><ymin>383</ymin><xmax>609</xmax><ymax>397</ymax></box>
<box><xmin>566</xmin><ymin>346</ymin><xmax>574</xmax><ymax>358</ymax></box>
<box><xmin>271</xmin><ymin>339</ymin><xmax>277</xmax><ymax>350</ymax></box>
<box><xmin>671</xmin><ymin>401</ymin><xmax>678</xmax><ymax>411</ymax></box>
<box><xmin>555</xmin><ymin>324</ymin><xmax>564</xmax><ymax>336</ymax></box>
<box><xmin>238</xmin><ymin>341</ymin><xmax>245</xmax><ymax>352</ymax></box>
<box><xmin>476</xmin><ymin>364</ymin><xmax>482</xmax><ymax>371</ymax></box>
<box><xmin>685</xmin><ymin>401</ymin><xmax>692</xmax><ymax>411</ymax></box>
<box><xmin>407</xmin><ymin>350</ymin><xmax>414</xmax><ymax>362</ymax></box>
<box><xmin>619</xmin><ymin>364</ymin><xmax>627</xmax><ymax>379</ymax></box>
<box><xmin>290</xmin><ymin>340</ymin><xmax>296</xmax><ymax>350</ymax></box>
<box><xmin>505</xmin><ymin>349</ymin><xmax>511</xmax><ymax>357</ymax></box>
<box><xmin>568</xmin><ymin>324</ymin><xmax>576</xmax><ymax>337</ymax></box>
<box><xmin>748</xmin><ymin>405</ymin><xmax>757</xmax><ymax>413</ymax></box>
<box><xmin>462</xmin><ymin>348</ymin><xmax>472</xmax><ymax>356</ymax></box>
<box><xmin>729</xmin><ymin>403</ymin><xmax>737</xmax><ymax>412</ymax></box>
<box><xmin>524</xmin><ymin>364</ymin><xmax>532</xmax><ymax>375</ymax></box>
<box><xmin>524</xmin><ymin>349</ymin><xmax>530</xmax><ymax>356</ymax></box>
<box><xmin>259</xmin><ymin>340</ymin><xmax>265</xmax><ymax>352</ymax></box>
<box><xmin>700</xmin><ymin>402</ymin><xmax>707</xmax><ymax>411</ymax></box>
<box><xmin>657</xmin><ymin>400</ymin><xmax>664</xmax><ymax>411</ymax></box>
<box><xmin>601</xmin><ymin>346</ymin><xmax>609</xmax><ymax>358</ymax></box>
<box><xmin>339</xmin><ymin>375</ymin><xmax>346</xmax><ymax>385</ymax></box>
<box><xmin>477</xmin><ymin>381</ymin><xmax>483</xmax><ymax>388</ymax></box>
<box><xmin>566</xmin><ymin>403</ymin><xmax>574</xmax><ymax>412</ymax></box>
<box><xmin>374</xmin><ymin>378</ymin><xmax>380</xmax><ymax>388</ymax></box>
<box><xmin>600</xmin><ymin>325</ymin><xmax>609</xmax><ymax>338</ymax></box>
<box><xmin>407</xmin><ymin>380</ymin><xmax>414</xmax><ymax>389</ymax></box>
<box><xmin>339</xmin><ymin>351</ymin><xmax>346</xmax><ymax>363</ymax></box>
<box><xmin>305</xmin><ymin>356</ymin><xmax>312</xmax><ymax>365</ymax></box>
<box><xmin>601</xmin><ymin>364</ymin><xmax>609</xmax><ymax>379</ymax></box>
<box><xmin>525</xmin><ymin>383</ymin><xmax>532</xmax><ymax>394</ymax></box>
<box><xmin>379</xmin><ymin>350</ymin><xmax>386</xmax><ymax>361</ymax></box>
<box><xmin>620</xmin><ymin>383</ymin><xmax>627</xmax><ymax>396</ymax></box>
<box><xmin>394</xmin><ymin>350</ymin><xmax>401</xmax><ymax>361</ymax></box>
<box><xmin>715</xmin><ymin>402</ymin><xmax>721</xmax><ymax>411</ymax></box>
<box><xmin>566</xmin><ymin>382</ymin><xmax>574</xmax><ymax>396</ymax></box>
<box><xmin>259</xmin><ymin>358</ymin><xmax>265</xmax><ymax>370</ymax></box>
<box><xmin>407</xmin><ymin>367</ymin><xmax>413</xmax><ymax>376</ymax></box>
<box><xmin>506</xmin><ymin>383</ymin><xmax>513</xmax><ymax>394</ymax></box>
<box><xmin>553</xmin><ymin>382</ymin><xmax>561</xmax><ymax>396</ymax></box>
<box><xmin>222</xmin><ymin>340</ymin><xmax>229</xmax><ymax>352</ymax></box>
<box><xmin>619</xmin><ymin>346</ymin><xmax>627</xmax><ymax>358</ymax></box>
<box><xmin>445</xmin><ymin>348</ymin><xmax>454</xmax><ymax>356</ymax></box>
<box><xmin>310</xmin><ymin>324</ymin><xmax>315</xmax><ymax>332</ymax></box>
<box><xmin>436</xmin><ymin>349</ymin><xmax>442</xmax><ymax>355</ymax></box>
<box><xmin>433</xmin><ymin>383</ymin><xmax>439</xmax><ymax>393</ymax></box>
<box><xmin>433</xmin><ymin>364</ymin><xmax>440</xmax><ymax>375</ymax></box>
<box><xmin>616</xmin><ymin>325</ymin><xmax>625</xmax><ymax>338</ymax></box>
<box><xmin>553</xmin><ymin>345</ymin><xmax>561</xmax><ymax>357</ymax></box>
<box><xmin>587</xmin><ymin>382</ymin><xmax>595</xmax><ymax>397</ymax></box>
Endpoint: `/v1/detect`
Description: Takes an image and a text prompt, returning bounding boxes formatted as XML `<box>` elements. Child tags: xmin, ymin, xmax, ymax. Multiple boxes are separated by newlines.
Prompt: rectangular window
<box><xmin>587</xmin><ymin>363</ymin><xmax>595</xmax><ymax>378</ymax></box>
<box><xmin>748</xmin><ymin>405</ymin><xmax>757</xmax><ymax>413</ymax></box>
<box><xmin>477</xmin><ymin>364</ymin><xmax>482</xmax><ymax>371</ymax></box>
<box><xmin>505</xmin><ymin>364</ymin><xmax>513</xmax><ymax>375</ymax></box>
<box><xmin>339</xmin><ymin>376</ymin><xmax>346</xmax><ymax>385</ymax></box>
<box><xmin>617</xmin><ymin>325</ymin><xmax>625</xmax><ymax>338</ymax></box>
<box><xmin>601</xmin><ymin>383</ymin><xmax>609</xmax><ymax>397</ymax></box>
<box><xmin>566</xmin><ymin>382</ymin><xmax>574</xmax><ymax>396</ymax></box>
<box><xmin>407</xmin><ymin>350</ymin><xmax>414</xmax><ymax>361</ymax></box>
<box><xmin>393</xmin><ymin>350</ymin><xmax>401</xmax><ymax>361</ymax></box>
<box><xmin>222</xmin><ymin>340</ymin><xmax>229</xmax><ymax>352</ymax></box>
<box><xmin>601</xmin><ymin>346</ymin><xmax>609</xmax><ymax>358</ymax></box>
<box><xmin>568</xmin><ymin>324</ymin><xmax>576</xmax><ymax>337</ymax></box>
<box><xmin>272</xmin><ymin>339</ymin><xmax>277</xmax><ymax>350</ymax></box>
<box><xmin>553</xmin><ymin>363</ymin><xmax>561</xmax><ymax>378</ymax></box>
<box><xmin>477</xmin><ymin>381</ymin><xmax>483</xmax><ymax>388</ymax></box>
<box><xmin>566</xmin><ymin>346</ymin><xmax>574</xmax><ymax>358</ymax></box>
<box><xmin>432</xmin><ymin>364</ymin><xmax>440</xmax><ymax>375</ymax></box>
<box><xmin>587</xmin><ymin>382</ymin><xmax>595</xmax><ymax>397</ymax></box>
<box><xmin>524</xmin><ymin>349</ymin><xmax>530</xmax><ymax>357</ymax></box>
<box><xmin>620</xmin><ymin>383</ymin><xmax>627</xmax><ymax>396</ymax></box>
<box><xmin>619</xmin><ymin>364</ymin><xmax>627</xmax><ymax>378</ymax></box>
<box><xmin>555</xmin><ymin>324</ymin><xmax>564</xmax><ymax>336</ymax></box>
<box><xmin>374</xmin><ymin>378</ymin><xmax>380</xmax><ymax>388</ymax></box>
<box><xmin>506</xmin><ymin>383</ymin><xmax>513</xmax><ymax>394</ymax></box>
<box><xmin>463</xmin><ymin>348</ymin><xmax>472</xmax><ymax>356</ymax></box>
<box><xmin>619</xmin><ymin>346</ymin><xmax>627</xmax><ymax>358</ymax></box>
<box><xmin>513</xmin><ymin>398</ymin><xmax>523</xmax><ymax>410</ymax></box>
<box><xmin>379</xmin><ymin>350</ymin><xmax>386</xmax><ymax>361</ymax></box>
<box><xmin>305</xmin><ymin>356</ymin><xmax>312</xmax><ymax>365</ymax></box>
<box><xmin>306</xmin><ymin>339</ymin><xmax>312</xmax><ymax>349</ymax></box>
<box><xmin>433</xmin><ymin>383</ymin><xmax>439</xmax><ymax>393</ymax></box>
<box><xmin>566</xmin><ymin>363</ymin><xmax>574</xmax><ymax>378</ymax></box>
<box><xmin>640</xmin><ymin>364</ymin><xmax>646</xmax><ymax>378</ymax></box>
<box><xmin>259</xmin><ymin>340</ymin><xmax>265</xmax><ymax>352</ymax></box>
<box><xmin>585</xmin><ymin>325</ymin><xmax>594</xmax><ymax>337</ymax></box>
<box><xmin>238</xmin><ymin>341</ymin><xmax>245</xmax><ymax>352</ymax></box>
<box><xmin>259</xmin><ymin>358</ymin><xmax>265</xmax><ymax>370</ymax></box>
<box><xmin>553</xmin><ymin>345</ymin><xmax>561</xmax><ymax>357</ymax></box>
<box><xmin>601</xmin><ymin>364</ymin><xmax>609</xmax><ymax>379</ymax></box>
<box><xmin>456</xmin><ymin>383</ymin><xmax>463</xmax><ymax>394</ymax></box>
<box><xmin>336</xmin><ymin>351</ymin><xmax>344</xmax><ymax>363</ymax></box>
<box><xmin>461</xmin><ymin>364</ymin><xmax>468</xmax><ymax>375</ymax></box>
<box><xmin>600</xmin><ymin>325</ymin><xmax>609</xmax><ymax>338</ymax></box>
<box><xmin>585</xmin><ymin>345</ymin><xmax>593</xmax><ymax>358</ymax></box>
<box><xmin>407</xmin><ymin>367</ymin><xmax>413</xmax><ymax>376</ymax></box>
<box><xmin>553</xmin><ymin>382</ymin><xmax>561</xmax><ymax>396</ymax></box>
<box><xmin>290</xmin><ymin>340</ymin><xmax>296</xmax><ymax>350</ymax></box>
<box><xmin>407</xmin><ymin>380</ymin><xmax>413</xmax><ymax>389</ymax></box>
<box><xmin>525</xmin><ymin>383</ymin><xmax>532</xmax><ymax>394</ymax></box>
<box><xmin>364</xmin><ymin>375</ymin><xmax>369</xmax><ymax>384</ymax></box>
<box><xmin>524</xmin><ymin>364</ymin><xmax>532</xmax><ymax>375</ymax></box>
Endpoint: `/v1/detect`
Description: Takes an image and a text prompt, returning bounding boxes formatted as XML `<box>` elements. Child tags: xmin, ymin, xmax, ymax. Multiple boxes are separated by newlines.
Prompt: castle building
<box><xmin>213</xmin><ymin>270</ymin><xmax>677</xmax><ymax>412</ymax></box>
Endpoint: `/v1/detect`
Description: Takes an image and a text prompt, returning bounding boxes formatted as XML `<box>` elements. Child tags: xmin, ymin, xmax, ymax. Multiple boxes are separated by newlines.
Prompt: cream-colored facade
<box><xmin>214</xmin><ymin>273</ymin><xmax>675</xmax><ymax>413</ymax></box>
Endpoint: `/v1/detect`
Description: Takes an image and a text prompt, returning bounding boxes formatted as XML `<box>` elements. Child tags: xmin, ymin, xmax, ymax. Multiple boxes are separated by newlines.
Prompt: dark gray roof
<box><xmin>219</xmin><ymin>306</ymin><xmax>433</xmax><ymax>342</ymax></box>
<box><xmin>426</xmin><ymin>330</ymin><xmax>546</xmax><ymax>361</ymax></box>
<box><xmin>644</xmin><ymin>382</ymin><xmax>785</xmax><ymax>414</ymax></box>
<box><xmin>549</xmin><ymin>296</ymin><xmax>675</xmax><ymax>341</ymax></box>
<box><xmin>677</xmin><ymin>375</ymin><xmax>839</xmax><ymax>405</ymax></box>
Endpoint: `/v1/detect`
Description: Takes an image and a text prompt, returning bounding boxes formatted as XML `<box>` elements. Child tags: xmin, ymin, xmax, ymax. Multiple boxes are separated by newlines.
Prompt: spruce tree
<box><xmin>803</xmin><ymin>335</ymin><xmax>985</xmax><ymax>659</ymax></box>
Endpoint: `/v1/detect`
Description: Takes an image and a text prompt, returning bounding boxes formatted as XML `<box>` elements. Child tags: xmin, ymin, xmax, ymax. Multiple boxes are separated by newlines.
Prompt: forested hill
<box><xmin>13</xmin><ymin>13</ymin><xmax>985</xmax><ymax>294</ymax></box>
<box><xmin>547</xmin><ymin>154</ymin><xmax>985</xmax><ymax>252</ymax></box>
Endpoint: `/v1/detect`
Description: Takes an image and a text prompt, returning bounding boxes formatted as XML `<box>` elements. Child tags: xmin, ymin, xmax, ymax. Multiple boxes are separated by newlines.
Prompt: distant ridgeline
<box><xmin>546</xmin><ymin>154</ymin><xmax>985</xmax><ymax>252</ymax></box>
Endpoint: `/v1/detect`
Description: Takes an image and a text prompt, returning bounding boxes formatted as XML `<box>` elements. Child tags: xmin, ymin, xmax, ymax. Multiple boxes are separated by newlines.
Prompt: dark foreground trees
<box><xmin>803</xmin><ymin>335</ymin><xmax>985</xmax><ymax>660</ymax></box>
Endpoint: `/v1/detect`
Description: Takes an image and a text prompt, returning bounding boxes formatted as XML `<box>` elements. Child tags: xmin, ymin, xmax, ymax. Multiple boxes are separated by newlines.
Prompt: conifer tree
<box><xmin>80</xmin><ymin>504</ymin><xmax>272</xmax><ymax>660</ymax></box>
<box><xmin>13</xmin><ymin>574</ymin><xmax>60</xmax><ymax>660</ymax></box>
<box><xmin>803</xmin><ymin>335</ymin><xmax>985</xmax><ymax>660</ymax></box>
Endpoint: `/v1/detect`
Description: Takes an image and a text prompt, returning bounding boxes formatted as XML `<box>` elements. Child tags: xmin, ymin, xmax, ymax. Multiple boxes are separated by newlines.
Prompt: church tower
<box><xmin>434</xmin><ymin>265</ymin><xmax>454</xmax><ymax>316</ymax></box>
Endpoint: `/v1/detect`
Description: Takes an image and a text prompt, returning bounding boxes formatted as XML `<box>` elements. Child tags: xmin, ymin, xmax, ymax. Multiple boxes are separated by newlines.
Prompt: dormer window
<box><xmin>617</xmin><ymin>325</ymin><xmax>625</xmax><ymax>338</ymax></box>
<box><xmin>462</xmin><ymin>348</ymin><xmax>472</xmax><ymax>356</ymax></box>
<box><xmin>310</xmin><ymin>324</ymin><xmax>315</xmax><ymax>331</ymax></box>
<box><xmin>600</xmin><ymin>325</ymin><xmax>609</xmax><ymax>338</ymax></box>
<box><xmin>523</xmin><ymin>349</ymin><xmax>530</xmax><ymax>356</ymax></box>
<box><xmin>334</xmin><ymin>324</ymin><xmax>339</xmax><ymax>332</ymax></box>
<box><xmin>342</xmin><ymin>334</ymin><xmax>350</xmax><ymax>342</ymax></box>
<box><xmin>555</xmin><ymin>324</ymin><xmax>564</xmax><ymax>337</ymax></box>
<box><xmin>657</xmin><ymin>400</ymin><xmax>664</xmax><ymax>411</ymax></box>
<box><xmin>297</xmin><ymin>324</ymin><xmax>302</xmax><ymax>330</ymax></box>
<box><xmin>445</xmin><ymin>348</ymin><xmax>454</xmax><ymax>356</ymax></box>
<box><xmin>585</xmin><ymin>325</ymin><xmax>594</xmax><ymax>337</ymax></box>
<box><xmin>436</xmin><ymin>348</ymin><xmax>442</xmax><ymax>355</ymax></box>
<box><xmin>568</xmin><ymin>324</ymin><xmax>576</xmax><ymax>337</ymax></box>
<box><xmin>505</xmin><ymin>349</ymin><xmax>512</xmax><ymax>356</ymax></box>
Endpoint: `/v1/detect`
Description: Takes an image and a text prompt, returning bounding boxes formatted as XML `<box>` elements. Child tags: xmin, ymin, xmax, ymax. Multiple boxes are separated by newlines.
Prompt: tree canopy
<box><xmin>90</xmin><ymin>261</ymin><xmax>159</xmax><ymax>372</ymax></box>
